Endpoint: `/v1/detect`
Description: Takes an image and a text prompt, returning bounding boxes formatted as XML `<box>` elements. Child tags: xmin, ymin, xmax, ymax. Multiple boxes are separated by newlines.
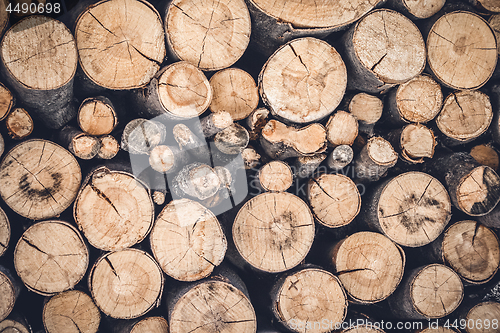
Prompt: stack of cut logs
<box><xmin>1</xmin><ymin>0</ymin><xmax>500</xmax><ymax>332</ymax></box>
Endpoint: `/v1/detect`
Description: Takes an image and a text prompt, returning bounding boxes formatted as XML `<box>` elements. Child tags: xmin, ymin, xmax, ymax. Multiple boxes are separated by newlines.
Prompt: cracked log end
<box><xmin>6</xmin><ymin>108</ymin><xmax>33</xmax><ymax>140</ymax></box>
<box><xmin>0</xmin><ymin>83</ymin><xmax>14</xmax><ymax>121</ymax></box>
<box><xmin>75</xmin><ymin>0</ymin><xmax>165</xmax><ymax>89</ymax></box>
<box><xmin>463</xmin><ymin>302</ymin><xmax>500</xmax><ymax>333</ymax></box>
<box><xmin>150</xmin><ymin>199</ymin><xmax>226</xmax><ymax>282</ymax></box>
<box><xmin>14</xmin><ymin>221</ymin><xmax>89</xmax><ymax>296</ymax></box>
<box><xmin>43</xmin><ymin>290</ymin><xmax>101</xmax><ymax>333</ymax></box>
<box><xmin>456</xmin><ymin>165</ymin><xmax>500</xmax><ymax>216</ymax></box>
<box><xmin>89</xmin><ymin>249</ymin><xmax>164</xmax><ymax>319</ymax></box>
<box><xmin>0</xmin><ymin>207</ymin><xmax>9</xmax><ymax>257</ymax></box>
<box><xmin>0</xmin><ymin>266</ymin><xmax>19</xmax><ymax>322</ymax></box>
<box><xmin>258</xmin><ymin>160</ymin><xmax>293</xmax><ymax>192</ymax></box>
<box><xmin>427</xmin><ymin>11</ymin><xmax>497</xmax><ymax>90</ymax></box>
<box><xmin>78</xmin><ymin>97</ymin><xmax>117</xmax><ymax>136</ymax></box>
<box><xmin>399</xmin><ymin>123</ymin><xmax>436</xmax><ymax>163</ymax></box>
<box><xmin>97</xmin><ymin>135</ymin><xmax>120</xmax><ymax>160</ymax></box>
<box><xmin>233</xmin><ymin>192</ymin><xmax>315</xmax><ymax>273</ymax></box>
<box><xmin>326</xmin><ymin>111</ymin><xmax>358</xmax><ymax>147</ymax></box>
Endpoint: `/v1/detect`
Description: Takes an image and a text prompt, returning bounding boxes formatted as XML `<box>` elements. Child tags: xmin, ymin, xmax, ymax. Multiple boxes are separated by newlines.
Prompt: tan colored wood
<box><xmin>0</xmin><ymin>207</ymin><xmax>9</xmax><ymax>257</ymax></box>
<box><xmin>353</xmin><ymin>137</ymin><xmax>397</xmax><ymax>182</ymax></box>
<box><xmin>348</xmin><ymin>93</ymin><xmax>383</xmax><ymax>126</ymax></box>
<box><xmin>399</xmin><ymin>124</ymin><xmax>436</xmax><ymax>163</ymax></box>
<box><xmin>97</xmin><ymin>135</ymin><xmax>120</xmax><ymax>159</ymax></box>
<box><xmin>199</xmin><ymin>111</ymin><xmax>233</xmax><ymax>138</ymax></box>
<box><xmin>471</xmin><ymin>0</ymin><xmax>500</xmax><ymax>12</ymax></box>
<box><xmin>89</xmin><ymin>249</ymin><xmax>164</xmax><ymax>319</ymax></box>
<box><xmin>242</xmin><ymin>146</ymin><xmax>261</xmax><ymax>169</ymax></box>
<box><xmin>437</xmin><ymin>91</ymin><xmax>492</xmax><ymax>143</ymax></box>
<box><xmin>0</xmin><ymin>139</ymin><xmax>82</xmax><ymax>220</ymax></box>
<box><xmin>78</xmin><ymin>97</ymin><xmax>117</xmax><ymax>136</ymax></box>
<box><xmin>308</xmin><ymin>174</ymin><xmax>361</xmax><ymax>228</ymax></box>
<box><xmin>149</xmin><ymin>145</ymin><xmax>176</xmax><ymax>173</ymax></box>
<box><xmin>166</xmin><ymin>0</ymin><xmax>251</xmax><ymax>71</ymax></box>
<box><xmin>152</xmin><ymin>191</ymin><xmax>165</xmax><ymax>206</ymax></box>
<box><xmin>233</xmin><ymin>192</ymin><xmax>315</xmax><ymax>273</ymax></box>
<box><xmin>326</xmin><ymin>111</ymin><xmax>358</xmax><ymax>147</ymax></box>
<box><xmin>72</xmin><ymin>135</ymin><xmax>100</xmax><ymax>160</ymax></box>
<box><xmin>489</xmin><ymin>14</ymin><xmax>500</xmax><ymax>56</ymax></box>
<box><xmin>130</xmin><ymin>317</ymin><xmax>169</xmax><ymax>333</ymax></box>
<box><xmin>247</xmin><ymin>108</ymin><xmax>269</xmax><ymax>140</ymax></box>
<box><xmin>171</xmin><ymin>163</ymin><xmax>221</xmax><ymax>200</ymax></box>
<box><xmin>0</xmin><ymin>266</ymin><xmax>19</xmax><ymax>322</ymax></box>
<box><xmin>43</xmin><ymin>290</ymin><xmax>101</xmax><ymax>333</ymax></box>
<box><xmin>273</xmin><ymin>268</ymin><xmax>348</xmax><ymax>333</ymax></box>
<box><xmin>465</xmin><ymin>302</ymin><xmax>500</xmax><ymax>333</ymax></box>
<box><xmin>0</xmin><ymin>318</ymin><xmax>30</xmax><ymax>333</ymax></box>
<box><xmin>0</xmin><ymin>83</ymin><xmax>14</xmax><ymax>121</ymax></box>
<box><xmin>396</xmin><ymin>0</ymin><xmax>445</xmax><ymax>18</ymax></box>
<box><xmin>74</xmin><ymin>167</ymin><xmax>154</xmax><ymax>251</ymax></box>
<box><xmin>14</xmin><ymin>220</ymin><xmax>88</xmax><ymax>296</ymax></box>
<box><xmin>427</xmin><ymin>11</ymin><xmax>497</xmax><ymax>90</ymax></box>
<box><xmin>260</xmin><ymin>37</ymin><xmax>347</xmax><ymax>123</ymax></box>
<box><xmin>0</xmin><ymin>133</ymin><xmax>3</xmax><ymax>158</ymax></box>
<box><xmin>150</xmin><ymin>199</ymin><xmax>226</xmax><ymax>282</ymax></box>
<box><xmin>457</xmin><ymin>166</ymin><xmax>500</xmax><ymax>215</ymax></box>
<box><xmin>470</xmin><ymin>144</ymin><xmax>499</xmax><ymax>171</ymax></box>
<box><xmin>5</xmin><ymin>108</ymin><xmax>33</xmax><ymax>140</ymax></box>
<box><xmin>417</xmin><ymin>327</ymin><xmax>457</xmax><ymax>333</ymax></box>
<box><xmin>0</xmin><ymin>0</ymin><xmax>8</xmax><ymax>36</ymax></box>
<box><xmin>76</xmin><ymin>0</ymin><xmax>165</xmax><ymax>89</ymax></box>
<box><xmin>210</xmin><ymin>68</ymin><xmax>259</xmax><ymax>121</ymax></box>
<box><xmin>258</xmin><ymin>161</ymin><xmax>293</xmax><ymax>192</ymax></box>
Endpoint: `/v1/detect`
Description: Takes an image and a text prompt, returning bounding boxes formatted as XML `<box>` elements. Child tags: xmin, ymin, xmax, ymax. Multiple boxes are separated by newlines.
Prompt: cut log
<box><xmin>43</xmin><ymin>290</ymin><xmax>101</xmax><ymax>333</ymax></box>
<box><xmin>0</xmin><ymin>139</ymin><xmax>82</xmax><ymax>220</ymax></box>
<box><xmin>271</xmin><ymin>267</ymin><xmax>348</xmax><ymax>333</ymax></box>
<box><xmin>214</xmin><ymin>123</ymin><xmax>250</xmax><ymax>155</ymax></box>
<box><xmin>0</xmin><ymin>83</ymin><xmax>14</xmax><ymax>121</ymax></box>
<box><xmin>353</xmin><ymin>137</ymin><xmax>397</xmax><ymax>182</ymax></box>
<box><xmin>489</xmin><ymin>14</ymin><xmax>500</xmax><ymax>57</ymax></box>
<box><xmin>460</xmin><ymin>302</ymin><xmax>500</xmax><ymax>333</ymax></box>
<box><xmin>112</xmin><ymin>317</ymin><xmax>169</xmax><ymax>333</ymax></box>
<box><xmin>5</xmin><ymin>108</ymin><xmax>34</xmax><ymax>140</ymax></box>
<box><xmin>199</xmin><ymin>166</ymin><xmax>234</xmax><ymax>209</ymax></box>
<box><xmin>436</xmin><ymin>91</ymin><xmax>492</xmax><ymax>146</ymax></box>
<box><xmin>0</xmin><ymin>265</ymin><xmax>21</xmax><ymax>321</ymax></box>
<box><xmin>388</xmin><ymin>124</ymin><xmax>436</xmax><ymax>164</ymax></box>
<box><xmin>209</xmin><ymin>68</ymin><xmax>259</xmax><ymax>121</ymax></box>
<box><xmin>467</xmin><ymin>0</ymin><xmax>500</xmax><ymax>12</ymax></box>
<box><xmin>327</xmin><ymin>145</ymin><xmax>354</xmax><ymax>171</ymax></box>
<box><xmin>330</xmin><ymin>232</ymin><xmax>405</xmax><ymax>304</ymax></box>
<box><xmin>257</xmin><ymin>160</ymin><xmax>293</xmax><ymax>192</ymax></box>
<box><xmin>165</xmin><ymin>0</ymin><xmax>251</xmax><ymax>71</ymax></box>
<box><xmin>97</xmin><ymin>135</ymin><xmax>120</xmax><ymax>159</ymax></box>
<box><xmin>170</xmin><ymin>163</ymin><xmax>221</xmax><ymax>201</ymax></box>
<box><xmin>385</xmin><ymin>74</ymin><xmax>443</xmax><ymax>125</ymax></box>
<box><xmin>326</xmin><ymin>111</ymin><xmax>358</xmax><ymax>147</ymax></box>
<box><xmin>121</xmin><ymin>119</ymin><xmax>166</xmax><ymax>155</ymax></box>
<box><xmin>470</xmin><ymin>144</ymin><xmax>499</xmax><ymax>171</ymax></box>
<box><xmin>259</xmin><ymin>37</ymin><xmax>347</xmax><ymax>124</ymax></box>
<box><xmin>150</xmin><ymin>198</ymin><xmax>226</xmax><ymax>281</ymax></box>
<box><xmin>0</xmin><ymin>207</ymin><xmax>9</xmax><ymax>257</ymax></box>
<box><xmin>59</xmin><ymin>126</ymin><xmax>101</xmax><ymax>160</ymax></box>
<box><xmin>173</xmin><ymin>123</ymin><xmax>211</xmax><ymax>164</ymax></box>
<box><xmin>342</xmin><ymin>9</ymin><xmax>426</xmax><ymax>93</ymax></box>
<box><xmin>308</xmin><ymin>174</ymin><xmax>361</xmax><ymax>229</ymax></box>
<box><xmin>246</xmin><ymin>108</ymin><xmax>269</xmax><ymax>140</ymax></box>
<box><xmin>388</xmin><ymin>264</ymin><xmax>464</xmax><ymax>319</ymax></box>
<box><xmin>14</xmin><ymin>220</ymin><xmax>88</xmax><ymax>296</ymax></box>
<box><xmin>0</xmin><ymin>315</ymin><xmax>31</xmax><ymax>333</ymax></box>
<box><xmin>363</xmin><ymin>171</ymin><xmax>452</xmax><ymax>247</ymax></box>
<box><xmin>74</xmin><ymin>166</ymin><xmax>154</xmax><ymax>251</ymax></box>
<box><xmin>348</xmin><ymin>93</ymin><xmax>382</xmax><ymax>136</ymax></box>
<box><xmin>0</xmin><ymin>0</ymin><xmax>8</xmax><ymax>36</ymax></box>
<box><xmin>387</xmin><ymin>0</ymin><xmax>445</xmax><ymax>19</ymax></box>
<box><xmin>232</xmin><ymin>192</ymin><xmax>315</xmax><ymax>273</ymax></box>
<box><xmin>75</xmin><ymin>0</ymin><xmax>165</xmax><ymax>89</ymax></box>
<box><xmin>89</xmin><ymin>249</ymin><xmax>164</xmax><ymax>319</ymax></box>
<box><xmin>0</xmin><ymin>16</ymin><xmax>78</xmax><ymax>129</ymax></box>
<box><xmin>149</xmin><ymin>145</ymin><xmax>188</xmax><ymax>174</ymax></box>
<box><xmin>132</xmin><ymin>61</ymin><xmax>212</xmax><ymax>119</ymax></box>
<box><xmin>426</xmin><ymin>11</ymin><xmax>497</xmax><ymax>90</ymax></box>
<box><xmin>241</xmin><ymin>146</ymin><xmax>261</xmax><ymax>169</ymax></box>
<box><xmin>0</xmin><ymin>133</ymin><xmax>3</xmax><ymax>157</ymax></box>
<box><xmin>77</xmin><ymin>96</ymin><xmax>117</xmax><ymax>136</ymax></box>
<box><xmin>260</xmin><ymin>120</ymin><xmax>327</xmax><ymax>160</ymax></box>
<box><xmin>294</xmin><ymin>154</ymin><xmax>326</xmax><ymax>179</ymax></box>
<box><xmin>197</xmin><ymin>111</ymin><xmax>233</xmax><ymax>138</ymax></box>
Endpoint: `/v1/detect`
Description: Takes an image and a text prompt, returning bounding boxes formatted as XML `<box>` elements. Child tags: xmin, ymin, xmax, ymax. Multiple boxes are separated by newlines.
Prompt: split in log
<box><xmin>89</xmin><ymin>249</ymin><xmax>164</xmax><ymax>319</ymax></box>
<box><xmin>460</xmin><ymin>302</ymin><xmax>500</xmax><ymax>333</ymax></box>
<box><xmin>259</xmin><ymin>37</ymin><xmax>347</xmax><ymax>123</ymax></box>
<box><xmin>74</xmin><ymin>166</ymin><xmax>154</xmax><ymax>251</ymax></box>
<box><xmin>426</xmin><ymin>11</ymin><xmax>497</xmax><ymax>90</ymax></box>
<box><xmin>197</xmin><ymin>111</ymin><xmax>233</xmax><ymax>138</ymax></box>
<box><xmin>97</xmin><ymin>135</ymin><xmax>120</xmax><ymax>159</ymax></box>
<box><xmin>75</xmin><ymin>0</ymin><xmax>166</xmax><ymax>89</ymax></box>
<box><xmin>0</xmin><ymin>265</ymin><xmax>21</xmax><ymax>321</ymax></box>
<box><xmin>363</xmin><ymin>171</ymin><xmax>452</xmax><ymax>247</ymax></box>
<box><xmin>326</xmin><ymin>111</ymin><xmax>358</xmax><ymax>147</ymax></box>
<box><xmin>214</xmin><ymin>123</ymin><xmax>250</xmax><ymax>155</ymax></box>
<box><xmin>173</xmin><ymin>123</ymin><xmax>211</xmax><ymax>164</ymax></box>
<box><xmin>150</xmin><ymin>198</ymin><xmax>226</xmax><ymax>281</ymax></box>
<box><xmin>294</xmin><ymin>154</ymin><xmax>326</xmax><ymax>179</ymax></box>
<box><xmin>43</xmin><ymin>290</ymin><xmax>101</xmax><ymax>333</ymax></box>
<box><xmin>0</xmin><ymin>16</ymin><xmax>78</xmax><ymax>129</ymax></box>
<box><xmin>388</xmin><ymin>264</ymin><xmax>463</xmax><ymax>319</ymax></box>
<box><xmin>0</xmin><ymin>83</ymin><xmax>14</xmax><ymax>121</ymax></box>
<box><xmin>271</xmin><ymin>267</ymin><xmax>348</xmax><ymax>333</ymax></box>
<box><xmin>209</xmin><ymin>68</ymin><xmax>259</xmax><ymax>121</ymax></box>
<box><xmin>388</xmin><ymin>124</ymin><xmax>436</xmax><ymax>164</ymax></box>
<box><xmin>0</xmin><ymin>207</ymin><xmax>9</xmax><ymax>257</ymax></box>
<box><xmin>353</xmin><ymin>137</ymin><xmax>397</xmax><ymax>182</ymax></box>
<box><xmin>170</xmin><ymin>163</ymin><xmax>221</xmax><ymax>201</ymax></box>
<box><xmin>308</xmin><ymin>174</ymin><xmax>361</xmax><ymax>228</ymax></box>
<box><xmin>327</xmin><ymin>145</ymin><xmax>354</xmax><ymax>171</ymax></box>
<box><xmin>257</xmin><ymin>160</ymin><xmax>293</xmax><ymax>192</ymax></box>
<box><xmin>112</xmin><ymin>316</ymin><xmax>169</xmax><ymax>333</ymax></box>
<box><xmin>246</xmin><ymin>108</ymin><xmax>269</xmax><ymax>141</ymax></box>
<box><xmin>232</xmin><ymin>192</ymin><xmax>315</xmax><ymax>273</ymax></box>
<box><xmin>5</xmin><ymin>108</ymin><xmax>33</xmax><ymax>140</ymax></box>
<box><xmin>467</xmin><ymin>0</ymin><xmax>500</xmax><ymax>12</ymax></box>
<box><xmin>348</xmin><ymin>93</ymin><xmax>382</xmax><ymax>136</ymax></box>
<box><xmin>330</xmin><ymin>232</ymin><xmax>405</xmax><ymax>304</ymax></box>
<box><xmin>470</xmin><ymin>144</ymin><xmax>499</xmax><ymax>171</ymax></box>
<box><xmin>149</xmin><ymin>145</ymin><xmax>188</xmax><ymax>174</ymax></box>
<box><xmin>0</xmin><ymin>139</ymin><xmax>82</xmax><ymax>220</ymax></box>
<box><xmin>78</xmin><ymin>96</ymin><xmax>118</xmax><ymax>136</ymax></box>
<box><xmin>342</xmin><ymin>9</ymin><xmax>426</xmax><ymax>93</ymax></box>
<box><xmin>165</xmin><ymin>0</ymin><xmax>251</xmax><ymax>71</ymax></box>
<box><xmin>387</xmin><ymin>0</ymin><xmax>445</xmax><ymax>19</ymax></box>
<box><xmin>121</xmin><ymin>119</ymin><xmax>165</xmax><ymax>155</ymax></box>
<box><xmin>59</xmin><ymin>126</ymin><xmax>101</xmax><ymax>160</ymax></box>
<box><xmin>14</xmin><ymin>220</ymin><xmax>89</xmax><ymax>296</ymax></box>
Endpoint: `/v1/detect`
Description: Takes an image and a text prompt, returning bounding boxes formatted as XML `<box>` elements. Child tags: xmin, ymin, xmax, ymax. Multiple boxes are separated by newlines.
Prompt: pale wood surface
<box><xmin>258</xmin><ymin>160</ymin><xmax>293</xmax><ymax>192</ymax></box>
<box><xmin>78</xmin><ymin>97</ymin><xmax>117</xmax><ymax>136</ymax></box>
<box><xmin>470</xmin><ymin>144</ymin><xmax>499</xmax><ymax>171</ymax></box>
<box><xmin>0</xmin><ymin>83</ymin><xmax>14</xmax><ymax>121</ymax></box>
<box><xmin>130</xmin><ymin>317</ymin><xmax>168</xmax><ymax>333</ymax></box>
<box><xmin>349</xmin><ymin>93</ymin><xmax>383</xmax><ymax>125</ymax></box>
<box><xmin>465</xmin><ymin>302</ymin><xmax>500</xmax><ymax>333</ymax></box>
<box><xmin>396</xmin><ymin>75</ymin><xmax>443</xmax><ymax>123</ymax></box>
<box><xmin>326</xmin><ymin>111</ymin><xmax>358</xmax><ymax>147</ymax></box>
<box><xmin>399</xmin><ymin>124</ymin><xmax>435</xmax><ymax>163</ymax></box>
<box><xmin>5</xmin><ymin>108</ymin><xmax>33</xmax><ymax>140</ymax></box>
<box><xmin>0</xmin><ymin>207</ymin><xmax>9</xmax><ymax>257</ymax></box>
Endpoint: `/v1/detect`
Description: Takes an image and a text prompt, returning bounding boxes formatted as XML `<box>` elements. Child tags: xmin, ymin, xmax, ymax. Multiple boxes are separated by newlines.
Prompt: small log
<box><xmin>132</xmin><ymin>61</ymin><xmax>212</xmax><ymax>119</ymax></box>
<box><xmin>246</xmin><ymin>108</ymin><xmax>269</xmax><ymax>140</ymax></box>
<box><xmin>327</xmin><ymin>145</ymin><xmax>354</xmax><ymax>171</ymax></box>
<box><xmin>388</xmin><ymin>264</ymin><xmax>464</xmax><ymax>319</ymax></box>
<box><xmin>241</xmin><ymin>146</ymin><xmax>261</xmax><ymax>169</ymax></box>
<box><xmin>0</xmin><ymin>82</ymin><xmax>14</xmax><ymax>121</ymax></box>
<box><xmin>467</xmin><ymin>0</ymin><xmax>500</xmax><ymax>12</ymax></box>
<box><xmin>388</xmin><ymin>124</ymin><xmax>436</xmax><ymax>164</ymax></box>
<box><xmin>199</xmin><ymin>166</ymin><xmax>234</xmax><ymax>209</ymax></box>
<box><xmin>197</xmin><ymin>111</ymin><xmax>233</xmax><ymax>138</ymax></box>
<box><xmin>0</xmin><ymin>16</ymin><xmax>78</xmax><ymax>129</ymax></box>
<box><xmin>173</xmin><ymin>123</ymin><xmax>211</xmax><ymax>164</ymax></box>
<box><xmin>112</xmin><ymin>317</ymin><xmax>169</xmax><ymax>333</ymax></box>
<box><xmin>97</xmin><ymin>135</ymin><xmax>120</xmax><ymax>159</ymax></box>
<box><xmin>14</xmin><ymin>220</ymin><xmax>89</xmax><ymax>296</ymax></box>
<box><xmin>0</xmin><ymin>315</ymin><xmax>31</xmax><ymax>333</ymax></box>
<box><xmin>209</xmin><ymin>68</ymin><xmax>259</xmax><ymax>121</ymax></box>
<box><xmin>257</xmin><ymin>160</ymin><xmax>293</xmax><ymax>192</ymax></box>
<box><xmin>43</xmin><ymin>290</ymin><xmax>101</xmax><ymax>333</ymax></box>
<box><xmin>353</xmin><ymin>137</ymin><xmax>397</xmax><ymax>182</ymax></box>
<box><xmin>436</xmin><ymin>91</ymin><xmax>492</xmax><ymax>146</ymax></box>
<box><xmin>75</xmin><ymin>0</ymin><xmax>165</xmax><ymax>89</ymax></box>
<box><xmin>77</xmin><ymin>96</ymin><xmax>117</xmax><ymax>136</ymax></box>
<box><xmin>294</xmin><ymin>154</ymin><xmax>326</xmax><ymax>179</ymax></box>
<box><xmin>0</xmin><ymin>265</ymin><xmax>21</xmax><ymax>321</ymax></box>
<box><xmin>0</xmin><ymin>207</ymin><xmax>9</xmax><ymax>257</ymax></box>
<box><xmin>385</xmin><ymin>74</ymin><xmax>443</xmax><ymax>125</ymax></box>
<box><xmin>426</xmin><ymin>11</ymin><xmax>497</xmax><ymax>90</ymax></box>
<box><xmin>387</xmin><ymin>0</ymin><xmax>445</xmax><ymax>19</ymax></box>
<box><xmin>152</xmin><ymin>191</ymin><xmax>166</xmax><ymax>206</ymax></box>
<box><xmin>308</xmin><ymin>174</ymin><xmax>361</xmax><ymax>229</ymax></box>
<box><xmin>214</xmin><ymin>123</ymin><xmax>250</xmax><ymax>155</ymax></box>
<box><xmin>270</xmin><ymin>267</ymin><xmax>348</xmax><ymax>333</ymax></box>
<box><xmin>150</xmin><ymin>198</ymin><xmax>226</xmax><ymax>282</ymax></box>
<box><xmin>459</xmin><ymin>302</ymin><xmax>500</xmax><ymax>333</ymax></box>
<box><xmin>59</xmin><ymin>126</ymin><xmax>101</xmax><ymax>160</ymax></box>
<box><xmin>362</xmin><ymin>171</ymin><xmax>452</xmax><ymax>247</ymax></box>
<box><xmin>232</xmin><ymin>192</ymin><xmax>315</xmax><ymax>273</ymax></box>
<box><xmin>121</xmin><ymin>119</ymin><xmax>166</xmax><ymax>155</ymax></box>
<box><xmin>170</xmin><ymin>163</ymin><xmax>221</xmax><ymax>201</ymax></box>
<box><xmin>260</xmin><ymin>120</ymin><xmax>327</xmax><ymax>160</ymax></box>
<box><xmin>342</xmin><ymin>9</ymin><xmax>426</xmax><ymax>93</ymax></box>
<box><xmin>149</xmin><ymin>145</ymin><xmax>189</xmax><ymax>174</ymax></box>
<box><xmin>489</xmin><ymin>14</ymin><xmax>500</xmax><ymax>57</ymax></box>
<box><xmin>347</xmin><ymin>93</ymin><xmax>382</xmax><ymax>136</ymax></box>
<box><xmin>415</xmin><ymin>327</ymin><xmax>456</xmax><ymax>333</ymax></box>
<box><xmin>89</xmin><ymin>249</ymin><xmax>164</xmax><ymax>319</ymax></box>
<box><xmin>470</xmin><ymin>144</ymin><xmax>499</xmax><ymax>171</ymax></box>
<box><xmin>165</xmin><ymin>0</ymin><xmax>251</xmax><ymax>70</ymax></box>
<box><xmin>259</xmin><ymin>37</ymin><xmax>347</xmax><ymax>123</ymax></box>
<box><xmin>74</xmin><ymin>166</ymin><xmax>154</xmax><ymax>251</ymax></box>
<box><xmin>326</xmin><ymin>111</ymin><xmax>358</xmax><ymax>147</ymax></box>
<box><xmin>0</xmin><ymin>139</ymin><xmax>82</xmax><ymax>220</ymax></box>
<box><xmin>5</xmin><ymin>108</ymin><xmax>33</xmax><ymax>140</ymax></box>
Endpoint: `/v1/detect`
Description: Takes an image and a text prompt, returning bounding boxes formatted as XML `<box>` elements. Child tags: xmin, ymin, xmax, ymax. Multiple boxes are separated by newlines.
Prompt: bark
<box><xmin>0</xmin><ymin>207</ymin><xmax>9</xmax><ymax>257</ymax></box>
<box><xmin>0</xmin><ymin>265</ymin><xmax>22</xmax><ymax>321</ymax></box>
<box><xmin>387</xmin><ymin>124</ymin><xmax>436</xmax><ymax>164</ymax></box>
<box><xmin>353</xmin><ymin>137</ymin><xmax>397</xmax><ymax>182</ymax></box>
<box><xmin>0</xmin><ymin>82</ymin><xmax>14</xmax><ymax>121</ymax></box>
<box><xmin>214</xmin><ymin>123</ymin><xmax>250</xmax><ymax>155</ymax></box>
<box><xmin>294</xmin><ymin>154</ymin><xmax>326</xmax><ymax>179</ymax></box>
<box><xmin>120</xmin><ymin>118</ymin><xmax>166</xmax><ymax>155</ymax></box>
<box><xmin>173</xmin><ymin>123</ymin><xmax>211</xmax><ymax>164</ymax></box>
<box><xmin>170</xmin><ymin>163</ymin><xmax>220</xmax><ymax>201</ymax></box>
<box><xmin>246</xmin><ymin>108</ymin><xmax>269</xmax><ymax>141</ymax></box>
<box><xmin>59</xmin><ymin>126</ymin><xmax>100</xmax><ymax>160</ymax></box>
<box><xmin>327</xmin><ymin>145</ymin><xmax>354</xmax><ymax>171</ymax></box>
<box><xmin>196</xmin><ymin>111</ymin><xmax>233</xmax><ymax>138</ymax></box>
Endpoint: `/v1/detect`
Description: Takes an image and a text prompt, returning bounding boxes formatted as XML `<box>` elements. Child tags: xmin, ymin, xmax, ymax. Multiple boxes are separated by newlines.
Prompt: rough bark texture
<box><xmin>294</xmin><ymin>154</ymin><xmax>326</xmax><ymax>179</ymax></box>
<box><xmin>59</xmin><ymin>126</ymin><xmax>101</xmax><ymax>160</ymax></box>
<box><xmin>214</xmin><ymin>123</ymin><xmax>250</xmax><ymax>155</ymax></box>
<box><xmin>353</xmin><ymin>137</ymin><xmax>397</xmax><ymax>182</ymax></box>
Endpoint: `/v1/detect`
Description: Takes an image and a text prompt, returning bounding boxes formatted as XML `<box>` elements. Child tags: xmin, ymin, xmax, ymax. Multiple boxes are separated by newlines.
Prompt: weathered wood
<box><xmin>199</xmin><ymin>166</ymin><xmax>235</xmax><ymax>209</ymax></box>
<box><xmin>353</xmin><ymin>137</ymin><xmax>397</xmax><ymax>182</ymax></box>
<box><xmin>467</xmin><ymin>0</ymin><xmax>500</xmax><ymax>12</ymax></box>
<box><xmin>259</xmin><ymin>37</ymin><xmax>347</xmax><ymax>123</ymax></box>
<box><xmin>387</xmin><ymin>0</ymin><xmax>445</xmax><ymax>19</ymax></box>
<box><xmin>170</xmin><ymin>163</ymin><xmax>221</xmax><ymax>201</ymax></box>
<box><xmin>214</xmin><ymin>123</ymin><xmax>250</xmax><ymax>155</ymax></box>
<box><xmin>0</xmin><ymin>207</ymin><xmax>9</xmax><ymax>257</ymax></box>
<box><xmin>257</xmin><ymin>160</ymin><xmax>293</xmax><ymax>192</ymax></box>
<box><xmin>246</xmin><ymin>108</ymin><xmax>269</xmax><ymax>140</ymax></box>
<box><xmin>121</xmin><ymin>119</ymin><xmax>166</xmax><ymax>155</ymax></box>
<box><xmin>97</xmin><ymin>135</ymin><xmax>120</xmax><ymax>159</ymax></box>
<box><xmin>388</xmin><ymin>124</ymin><xmax>436</xmax><ymax>164</ymax></box>
<box><xmin>173</xmin><ymin>123</ymin><xmax>211</xmax><ymax>164</ymax></box>
<box><xmin>5</xmin><ymin>108</ymin><xmax>33</xmax><ymax>140</ymax></box>
<box><xmin>489</xmin><ymin>14</ymin><xmax>500</xmax><ymax>58</ymax></box>
<box><xmin>327</xmin><ymin>145</ymin><xmax>354</xmax><ymax>171</ymax></box>
<box><xmin>14</xmin><ymin>220</ymin><xmax>88</xmax><ymax>296</ymax></box>
<box><xmin>0</xmin><ymin>315</ymin><xmax>31</xmax><ymax>333</ymax></box>
<box><xmin>0</xmin><ymin>83</ymin><xmax>14</xmax><ymax>121</ymax></box>
<box><xmin>294</xmin><ymin>154</ymin><xmax>326</xmax><ymax>179</ymax></box>
<box><xmin>326</xmin><ymin>111</ymin><xmax>358</xmax><ymax>147</ymax></box>
<box><xmin>347</xmin><ymin>93</ymin><xmax>382</xmax><ymax>136</ymax></box>
<box><xmin>78</xmin><ymin>96</ymin><xmax>117</xmax><ymax>136</ymax></box>
<box><xmin>241</xmin><ymin>146</ymin><xmax>261</xmax><ymax>169</ymax></box>
<box><xmin>459</xmin><ymin>302</ymin><xmax>500</xmax><ymax>333</ymax></box>
<box><xmin>197</xmin><ymin>111</ymin><xmax>233</xmax><ymax>138</ymax></box>
<box><xmin>0</xmin><ymin>139</ymin><xmax>82</xmax><ymax>220</ymax></box>
<box><xmin>341</xmin><ymin>325</ymin><xmax>386</xmax><ymax>333</ymax></box>
<box><xmin>89</xmin><ymin>249</ymin><xmax>164</xmax><ymax>319</ymax></box>
<box><xmin>149</xmin><ymin>144</ymin><xmax>189</xmax><ymax>174</ymax></box>
<box><xmin>0</xmin><ymin>265</ymin><xmax>21</xmax><ymax>321</ymax></box>
<box><xmin>470</xmin><ymin>144</ymin><xmax>499</xmax><ymax>171</ymax></box>
<box><xmin>59</xmin><ymin>126</ymin><xmax>101</xmax><ymax>160</ymax></box>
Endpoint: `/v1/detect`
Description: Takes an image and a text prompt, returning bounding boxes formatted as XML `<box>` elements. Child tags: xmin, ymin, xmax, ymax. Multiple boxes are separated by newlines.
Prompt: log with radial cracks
<box><xmin>78</xmin><ymin>96</ymin><xmax>117</xmax><ymax>136</ymax></box>
<box><xmin>0</xmin><ymin>265</ymin><xmax>21</xmax><ymax>321</ymax></box>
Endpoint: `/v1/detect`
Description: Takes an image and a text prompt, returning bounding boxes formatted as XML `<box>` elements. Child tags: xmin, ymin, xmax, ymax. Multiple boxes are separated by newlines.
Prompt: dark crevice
<box><xmin>104</xmin><ymin>257</ymin><xmax>120</xmax><ymax>279</ymax></box>
<box><xmin>371</xmin><ymin>53</ymin><xmax>387</xmax><ymax>71</ymax></box>
<box><xmin>22</xmin><ymin>237</ymin><xmax>49</xmax><ymax>256</ymax></box>
<box><xmin>89</xmin><ymin>182</ymin><xmax>122</xmax><ymax>217</ymax></box>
